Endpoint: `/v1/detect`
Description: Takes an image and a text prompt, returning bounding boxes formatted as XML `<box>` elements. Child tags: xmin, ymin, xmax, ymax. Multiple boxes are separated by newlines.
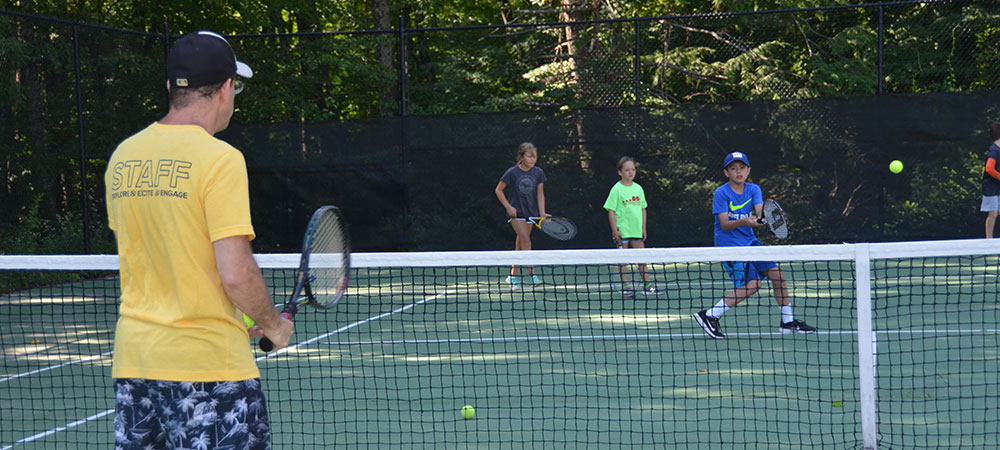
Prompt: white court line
<box><xmin>254</xmin><ymin>289</ymin><xmax>456</xmax><ymax>361</ymax></box>
<box><xmin>0</xmin><ymin>409</ymin><xmax>113</xmax><ymax>450</ymax></box>
<box><xmin>1</xmin><ymin>288</ymin><xmax>456</xmax><ymax>449</ymax></box>
<box><xmin>323</xmin><ymin>328</ymin><xmax>1000</xmax><ymax>346</ymax></box>
<box><xmin>0</xmin><ymin>351</ymin><xmax>113</xmax><ymax>384</ymax></box>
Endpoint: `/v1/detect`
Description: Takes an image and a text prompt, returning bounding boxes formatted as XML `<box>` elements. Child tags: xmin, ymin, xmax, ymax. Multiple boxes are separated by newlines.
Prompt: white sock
<box><xmin>781</xmin><ymin>305</ymin><xmax>794</xmax><ymax>324</ymax></box>
<box><xmin>707</xmin><ymin>299</ymin><xmax>729</xmax><ymax>318</ymax></box>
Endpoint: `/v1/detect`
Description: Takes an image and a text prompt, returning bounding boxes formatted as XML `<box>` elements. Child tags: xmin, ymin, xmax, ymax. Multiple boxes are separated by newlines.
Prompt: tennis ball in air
<box><xmin>461</xmin><ymin>405</ymin><xmax>475</xmax><ymax>420</ymax></box>
<box><xmin>889</xmin><ymin>160</ymin><xmax>903</xmax><ymax>174</ymax></box>
<box><xmin>832</xmin><ymin>401</ymin><xmax>844</xmax><ymax>407</ymax></box>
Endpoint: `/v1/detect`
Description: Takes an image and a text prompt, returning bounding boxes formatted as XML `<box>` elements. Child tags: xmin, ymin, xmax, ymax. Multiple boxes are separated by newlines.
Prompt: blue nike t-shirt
<box><xmin>712</xmin><ymin>182</ymin><xmax>763</xmax><ymax>247</ymax></box>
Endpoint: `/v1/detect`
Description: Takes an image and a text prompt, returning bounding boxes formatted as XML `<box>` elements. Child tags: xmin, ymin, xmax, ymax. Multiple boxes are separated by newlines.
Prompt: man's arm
<box><xmin>213</xmin><ymin>235</ymin><xmax>293</xmax><ymax>349</ymax></box>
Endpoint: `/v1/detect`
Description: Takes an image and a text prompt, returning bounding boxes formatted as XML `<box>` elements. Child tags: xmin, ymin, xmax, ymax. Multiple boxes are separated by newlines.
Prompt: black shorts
<box><xmin>114</xmin><ymin>378</ymin><xmax>271</xmax><ymax>450</ymax></box>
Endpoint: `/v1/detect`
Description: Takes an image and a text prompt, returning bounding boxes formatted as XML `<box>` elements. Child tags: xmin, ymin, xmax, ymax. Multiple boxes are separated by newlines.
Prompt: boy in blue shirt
<box><xmin>693</xmin><ymin>151</ymin><xmax>816</xmax><ymax>339</ymax></box>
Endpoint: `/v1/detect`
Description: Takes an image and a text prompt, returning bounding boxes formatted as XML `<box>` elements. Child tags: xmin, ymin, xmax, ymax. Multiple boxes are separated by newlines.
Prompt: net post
<box><xmin>855</xmin><ymin>243</ymin><xmax>878</xmax><ymax>449</ymax></box>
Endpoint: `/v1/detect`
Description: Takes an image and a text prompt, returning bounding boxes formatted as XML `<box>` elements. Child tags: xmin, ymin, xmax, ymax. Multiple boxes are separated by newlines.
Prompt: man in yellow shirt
<box><xmin>105</xmin><ymin>30</ymin><xmax>293</xmax><ymax>450</ymax></box>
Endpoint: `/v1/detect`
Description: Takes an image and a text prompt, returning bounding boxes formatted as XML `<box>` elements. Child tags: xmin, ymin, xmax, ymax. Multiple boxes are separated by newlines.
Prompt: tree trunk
<box><xmin>559</xmin><ymin>0</ymin><xmax>593</xmax><ymax>169</ymax></box>
<box><xmin>559</xmin><ymin>0</ymin><xmax>587</xmax><ymax>86</ymax></box>
<box><xmin>370</xmin><ymin>0</ymin><xmax>395</xmax><ymax>116</ymax></box>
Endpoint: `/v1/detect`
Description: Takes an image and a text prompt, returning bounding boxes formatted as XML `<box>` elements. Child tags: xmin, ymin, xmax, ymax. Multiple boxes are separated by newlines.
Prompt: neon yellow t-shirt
<box><xmin>602</xmin><ymin>181</ymin><xmax>648</xmax><ymax>239</ymax></box>
<box><xmin>105</xmin><ymin>122</ymin><xmax>259</xmax><ymax>382</ymax></box>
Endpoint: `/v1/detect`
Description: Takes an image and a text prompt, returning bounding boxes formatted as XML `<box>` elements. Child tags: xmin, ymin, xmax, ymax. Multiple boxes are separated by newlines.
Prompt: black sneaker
<box><xmin>621</xmin><ymin>289</ymin><xmax>635</xmax><ymax>298</ymax></box>
<box><xmin>780</xmin><ymin>319</ymin><xmax>817</xmax><ymax>334</ymax></box>
<box><xmin>693</xmin><ymin>310</ymin><xmax>725</xmax><ymax>339</ymax></box>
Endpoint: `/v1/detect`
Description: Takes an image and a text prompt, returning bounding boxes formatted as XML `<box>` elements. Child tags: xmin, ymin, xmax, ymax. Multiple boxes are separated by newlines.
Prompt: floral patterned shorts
<box><xmin>114</xmin><ymin>378</ymin><xmax>271</xmax><ymax>450</ymax></box>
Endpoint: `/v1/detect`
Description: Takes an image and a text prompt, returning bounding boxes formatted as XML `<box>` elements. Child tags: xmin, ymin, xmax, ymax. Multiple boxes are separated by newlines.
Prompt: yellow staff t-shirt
<box><xmin>105</xmin><ymin>122</ymin><xmax>259</xmax><ymax>382</ymax></box>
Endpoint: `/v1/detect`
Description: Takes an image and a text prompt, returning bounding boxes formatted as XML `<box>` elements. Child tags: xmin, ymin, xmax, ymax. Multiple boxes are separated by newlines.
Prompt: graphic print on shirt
<box><xmin>622</xmin><ymin>195</ymin><xmax>642</xmax><ymax>207</ymax></box>
<box><xmin>517</xmin><ymin>174</ymin><xmax>537</xmax><ymax>195</ymax></box>
<box><xmin>109</xmin><ymin>159</ymin><xmax>193</xmax><ymax>200</ymax></box>
<box><xmin>729</xmin><ymin>199</ymin><xmax>752</xmax><ymax>212</ymax></box>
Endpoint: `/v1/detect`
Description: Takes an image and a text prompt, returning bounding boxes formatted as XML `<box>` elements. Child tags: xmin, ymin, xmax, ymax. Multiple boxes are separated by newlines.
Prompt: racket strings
<box><xmin>307</xmin><ymin>210</ymin><xmax>350</xmax><ymax>308</ymax></box>
<box><xmin>763</xmin><ymin>201</ymin><xmax>789</xmax><ymax>239</ymax></box>
<box><xmin>540</xmin><ymin>217</ymin><xmax>578</xmax><ymax>240</ymax></box>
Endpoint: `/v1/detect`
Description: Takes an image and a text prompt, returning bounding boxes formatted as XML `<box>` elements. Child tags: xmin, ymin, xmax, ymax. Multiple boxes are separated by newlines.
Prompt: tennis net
<box><xmin>2</xmin><ymin>239</ymin><xmax>999</xmax><ymax>449</ymax></box>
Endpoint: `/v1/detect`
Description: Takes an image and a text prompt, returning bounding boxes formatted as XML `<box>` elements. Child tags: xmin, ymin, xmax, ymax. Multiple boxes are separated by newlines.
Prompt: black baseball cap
<box><xmin>167</xmin><ymin>31</ymin><xmax>253</xmax><ymax>89</ymax></box>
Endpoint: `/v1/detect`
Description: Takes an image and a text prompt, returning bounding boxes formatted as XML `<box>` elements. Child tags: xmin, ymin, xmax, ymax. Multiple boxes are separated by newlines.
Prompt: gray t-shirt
<box><xmin>500</xmin><ymin>165</ymin><xmax>547</xmax><ymax>218</ymax></box>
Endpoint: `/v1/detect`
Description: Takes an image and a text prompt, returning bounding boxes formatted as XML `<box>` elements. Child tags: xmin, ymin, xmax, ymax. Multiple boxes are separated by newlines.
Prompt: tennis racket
<box><xmin>258</xmin><ymin>205</ymin><xmax>351</xmax><ymax>352</ymax></box>
<box><xmin>760</xmin><ymin>198</ymin><xmax>789</xmax><ymax>240</ymax></box>
<box><xmin>527</xmin><ymin>216</ymin><xmax>577</xmax><ymax>240</ymax></box>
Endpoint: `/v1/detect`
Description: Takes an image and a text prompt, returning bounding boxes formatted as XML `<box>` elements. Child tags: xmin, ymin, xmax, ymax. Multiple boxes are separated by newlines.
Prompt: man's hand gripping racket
<box><xmin>257</xmin><ymin>205</ymin><xmax>351</xmax><ymax>352</ymax></box>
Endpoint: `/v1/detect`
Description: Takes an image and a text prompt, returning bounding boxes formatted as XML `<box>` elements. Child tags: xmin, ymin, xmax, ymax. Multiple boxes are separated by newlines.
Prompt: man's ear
<box><xmin>219</xmin><ymin>78</ymin><xmax>234</xmax><ymax>102</ymax></box>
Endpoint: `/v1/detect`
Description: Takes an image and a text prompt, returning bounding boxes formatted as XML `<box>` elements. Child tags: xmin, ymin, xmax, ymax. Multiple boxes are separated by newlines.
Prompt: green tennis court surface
<box><xmin>3</xmin><ymin>244</ymin><xmax>999</xmax><ymax>448</ymax></box>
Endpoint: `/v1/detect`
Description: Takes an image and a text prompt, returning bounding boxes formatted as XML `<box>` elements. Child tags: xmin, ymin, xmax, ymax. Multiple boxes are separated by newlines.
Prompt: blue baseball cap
<box><xmin>723</xmin><ymin>151</ymin><xmax>750</xmax><ymax>168</ymax></box>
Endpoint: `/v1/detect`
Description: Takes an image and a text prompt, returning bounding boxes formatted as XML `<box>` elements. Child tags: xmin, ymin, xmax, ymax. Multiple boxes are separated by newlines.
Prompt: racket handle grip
<box><xmin>258</xmin><ymin>311</ymin><xmax>294</xmax><ymax>352</ymax></box>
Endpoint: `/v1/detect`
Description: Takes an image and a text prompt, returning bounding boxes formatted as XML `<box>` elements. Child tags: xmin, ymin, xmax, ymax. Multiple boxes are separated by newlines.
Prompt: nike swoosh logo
<box><xmin>729</xmin><ymin>199</ymin><xmax>752</xmax><ymax>211</ymax></box>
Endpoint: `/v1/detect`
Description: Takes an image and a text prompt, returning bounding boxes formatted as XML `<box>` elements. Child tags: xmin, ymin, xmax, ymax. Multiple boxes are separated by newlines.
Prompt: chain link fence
<box><xmin>2</xmin><ymin>1</ymin><xmax>999</xmax><ymax>252</ymax></box>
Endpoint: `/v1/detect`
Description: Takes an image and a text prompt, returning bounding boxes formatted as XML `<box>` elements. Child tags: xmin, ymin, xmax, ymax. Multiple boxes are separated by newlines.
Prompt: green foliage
<box><xmin>882</xmin><ymin>2</ymin><xmax>1000</xmax><ymax>93</ymax></box>
<box><xmin>2</xmin><ymin>1</ymin><xmax>999</xmax><ymax>253</ymax></box>
<box><xmin>0</xmin><ymin>194</ymin><xmax>113</xmax><ymax>254</ymax></box>
<box><xmin>884</xmin><ymin>152</ymin><xmax>984</xmax><ymax>239</ymax></box>
<box><xmin>805</xmin><ymin>26</ymin><xmax>878</xmax><ymax>96</ymax></box>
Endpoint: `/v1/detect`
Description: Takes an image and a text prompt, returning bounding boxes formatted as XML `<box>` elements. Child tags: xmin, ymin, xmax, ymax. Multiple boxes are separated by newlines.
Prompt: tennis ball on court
<box><xmin>242</xmin><ymin>313</ymin><xmax>255</xmax><ymax>330</ymax></box>
<box><xmin>889</xmin><ymin>160</ymin><xmax>903</xmax><ymax>174</ymax></box>
<box><xmin>461</xmin><ymin>405</ymin><xmax>475</xmax><ymax>420</ymax></box>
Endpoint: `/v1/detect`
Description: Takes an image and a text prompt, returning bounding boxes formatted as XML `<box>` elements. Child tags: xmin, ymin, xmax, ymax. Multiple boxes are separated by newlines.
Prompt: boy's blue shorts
<box><xmin>723</xmin><ymin>260</ymin><xmax>779</xmax><ymax>288</ymax></box>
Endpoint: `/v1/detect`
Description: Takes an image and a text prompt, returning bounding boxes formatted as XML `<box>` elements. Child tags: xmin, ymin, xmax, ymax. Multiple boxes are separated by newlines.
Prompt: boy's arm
<box><xmin>607</xmin><ymin>209</ymin><xmax>621</xmax><ymax>242</ymax></box>
<box><xmin>642</xmin><ymin>208</ymin><xmax>648</xmax><ymax>242</ymax></box>
<box><xmin>717</xmin><ymin>212</ymin><xmax>761</xmax><ymax>230</ymax></box>
<box><xmin>494</xmin><ymin>181</ymin><xmax>517</xmax><ymax>218</ymax></box>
